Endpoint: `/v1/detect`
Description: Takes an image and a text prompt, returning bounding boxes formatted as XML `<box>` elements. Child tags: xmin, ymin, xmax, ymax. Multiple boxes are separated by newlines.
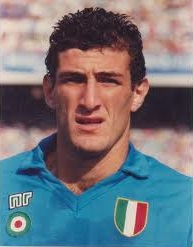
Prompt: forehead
<box><xmin>57</xmin><ymin>48</ymin><xmax>130</xmax><ymax>73</ymax></box>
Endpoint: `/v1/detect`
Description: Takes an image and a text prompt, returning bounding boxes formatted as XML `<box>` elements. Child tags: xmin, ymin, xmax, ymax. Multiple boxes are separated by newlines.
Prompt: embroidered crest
<box><xmin>9</xmin><ymin>192</ymin><xmax>33</xmax><ymax>210</ymax></box>
<box><xmin>6</xmin><ymin>212</ymin><xmax>31</xmax><ymax>237</ymax></box>
<box><xmin>114</xmin><ymin>197</ymin><xmax>148</xmax><ymax>237</ymax></box>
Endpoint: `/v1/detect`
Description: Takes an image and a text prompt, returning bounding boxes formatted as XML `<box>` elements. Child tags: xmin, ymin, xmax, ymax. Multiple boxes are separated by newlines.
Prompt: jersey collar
<box><xmin>17</xmin><ymin>134</ymin><xmax>57</xmax><ymax>173</ymax></box>
<box><xmin>17</xmin><ymin>133</ymin><xmax>149</xmax><ymax>178</ymax></box>
<box><xmin>120</xmin><ymin>143</ymin><xmax>149</xmax><ymax>178</ymax></box>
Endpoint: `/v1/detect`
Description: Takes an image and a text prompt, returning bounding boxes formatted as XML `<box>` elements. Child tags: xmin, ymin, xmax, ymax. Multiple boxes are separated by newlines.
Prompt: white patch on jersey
<box><xmin>9</xmin><ymin>192</ymin><xmax>33</xmax><ymax>209</ymax></box>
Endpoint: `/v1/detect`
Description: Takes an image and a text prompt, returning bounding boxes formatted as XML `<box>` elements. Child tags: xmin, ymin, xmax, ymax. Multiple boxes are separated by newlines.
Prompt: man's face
<box><xmin>45</xmin><ymin>48</ymin><xmax>145</xmax><ymax>154</ymax></box>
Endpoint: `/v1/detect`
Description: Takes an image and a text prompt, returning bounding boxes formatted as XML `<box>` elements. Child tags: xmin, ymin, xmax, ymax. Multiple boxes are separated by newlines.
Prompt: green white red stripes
<box><xmin>6</xmin><ymin>212</ymin><xmax>31</xmax><ymax>237</ymax></box>
<box><xmin>114</xmin><ymin>198</ymin><xmax>148</xmax><ymax>237</ymax></box>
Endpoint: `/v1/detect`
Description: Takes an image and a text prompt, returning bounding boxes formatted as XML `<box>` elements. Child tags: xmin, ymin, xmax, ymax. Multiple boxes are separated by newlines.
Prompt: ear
<box><xmin>43</xmin><ymin>75</ymin><xmax>57</xmax><ymax>109</ymax></box>
<box><xmin>130</xmin><ymin>78</ymin><xmax>149</xmax><ymax>112</ymax></box>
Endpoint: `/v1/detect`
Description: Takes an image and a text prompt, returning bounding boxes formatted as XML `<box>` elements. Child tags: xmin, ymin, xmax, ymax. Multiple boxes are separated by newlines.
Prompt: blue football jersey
<box><xmin>0</xmin><ymin>134</ymin><xmax>192</xmax><ymax>246</ymax></box>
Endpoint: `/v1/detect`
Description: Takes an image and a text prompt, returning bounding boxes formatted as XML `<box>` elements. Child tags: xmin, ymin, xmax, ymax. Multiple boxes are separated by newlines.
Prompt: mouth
<box><xmin>75</xmin><ymin>116</ymin><xmax>104</xmax><ymax>130</ymax></box>
<box><xmin>75</xmin><ymin>117</ymin><xmax>104</xmax><ymax>125</ymax></box>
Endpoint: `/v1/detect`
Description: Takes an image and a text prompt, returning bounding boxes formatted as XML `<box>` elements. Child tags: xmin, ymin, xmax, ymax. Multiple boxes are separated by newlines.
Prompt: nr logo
<box><xmin>9</xmin><ymin>192</ymin><xmax>33</xmax><ymax>210</ymax></box>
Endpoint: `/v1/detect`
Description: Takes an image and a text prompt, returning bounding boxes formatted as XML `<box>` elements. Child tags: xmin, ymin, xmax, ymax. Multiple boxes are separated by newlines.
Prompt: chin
<box><xmin>72</xmin><ymin>139</ymin><xmax>110</xmax><ymax>158</ymax></box>
<box><xmin>76</xmin><ymin>148</ymin><xmax>107</xmax><ymax>159</ymax></box>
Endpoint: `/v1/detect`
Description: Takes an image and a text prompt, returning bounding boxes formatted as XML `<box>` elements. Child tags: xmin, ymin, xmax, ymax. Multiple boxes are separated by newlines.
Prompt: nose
<box><xmin>80</xmin><ymin>80</ymin><xmax>100</xmax><ymax>111</ymax></box>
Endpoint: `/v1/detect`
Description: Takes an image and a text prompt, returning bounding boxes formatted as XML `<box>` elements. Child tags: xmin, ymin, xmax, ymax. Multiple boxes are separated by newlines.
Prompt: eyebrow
<box><xmin>57</xmin><ymin>71</ymin><xmax>87</xmax><ymax>80</ymax></box>
<box><xmin>57</xmin><ymin>71</ymin><xmax>123</xmax><ymax>79</ymax></box>
<box><xmin>95</xmin><ymin>72</ymin><xmax>123</xmax><ymax>78</ymax></box>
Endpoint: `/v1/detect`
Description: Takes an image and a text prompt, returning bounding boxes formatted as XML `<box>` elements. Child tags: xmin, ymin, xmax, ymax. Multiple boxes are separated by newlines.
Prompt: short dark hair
<box><xmin>45</xmin><ymin>7</ymin><xmax>146</xmax><ymax>85</ymax></box>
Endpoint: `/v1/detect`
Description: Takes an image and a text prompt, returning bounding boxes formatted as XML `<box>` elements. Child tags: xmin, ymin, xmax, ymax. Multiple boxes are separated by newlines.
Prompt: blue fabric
<box><xmin>0</xmin><ymin>134</ymin><xmax>192</xmax><ymax>246</ymax></box>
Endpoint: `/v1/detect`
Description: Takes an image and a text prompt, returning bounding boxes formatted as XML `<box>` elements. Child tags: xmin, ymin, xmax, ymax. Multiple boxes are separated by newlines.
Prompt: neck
<box><xmin>46</xmin><ymin>131</ymin><xmax>130</xmax><ymax>195</ymax></box>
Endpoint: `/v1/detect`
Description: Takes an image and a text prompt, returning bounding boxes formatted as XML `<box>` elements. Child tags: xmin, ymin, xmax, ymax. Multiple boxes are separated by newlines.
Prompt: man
<box><xmin>0</xmin><ymin>7</ymin><xmax>192</xmax><ymax>246</ymax></box>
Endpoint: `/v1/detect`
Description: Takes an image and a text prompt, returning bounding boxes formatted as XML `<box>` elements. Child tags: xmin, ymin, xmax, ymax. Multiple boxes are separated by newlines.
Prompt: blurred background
<box><xmin>0</xmin><ymin>0</ymin><xmax>192</xmax><ymax>176</ymax></box>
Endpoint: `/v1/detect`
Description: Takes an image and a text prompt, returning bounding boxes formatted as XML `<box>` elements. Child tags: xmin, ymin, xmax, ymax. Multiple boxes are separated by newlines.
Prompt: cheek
<box><xmin>111</xmin><ymin>92</ymin><xmax>132</xmax><ymax>119</ymax></box>
<box><xmin>53</xmin><ymin>90</ymin><xmax>68</xmax><ymax>123</ymax></box>
<box><xmin>56</xmin><ymin>90</ymin><xmax>78</xmax><ymax>122</ymax></box>
<box><xmin>122</xmin><ymin>95</ymin><xmax>132</xmax><ymax>114</ymax></box>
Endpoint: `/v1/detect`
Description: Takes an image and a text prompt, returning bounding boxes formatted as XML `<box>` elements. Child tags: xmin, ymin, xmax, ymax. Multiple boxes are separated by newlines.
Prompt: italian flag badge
<box><xmin>6</xmin><ymin>212</ymin><xmax>31</xmax><ymax>237</ymax></box>
<box><xmin>114</xmin><ymin>197</ymin><xmax>148</xmax><ymax>237</ymax></box>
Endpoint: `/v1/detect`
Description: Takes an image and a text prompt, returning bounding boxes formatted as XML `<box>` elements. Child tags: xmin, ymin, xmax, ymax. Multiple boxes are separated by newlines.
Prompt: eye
<box><xmin>59</xmin><ymin>75</ymin><xmax>86</xmax><ymax>84</ymax></box>
<box><xmin>99</xmin><ymin>77</ymin><xmax>120</xmax><ymax>85</ymax></box>
<box><xmin>60</xmin><ymin>77</ymin><xmax>83</xmax><ymax>84</ymax></box>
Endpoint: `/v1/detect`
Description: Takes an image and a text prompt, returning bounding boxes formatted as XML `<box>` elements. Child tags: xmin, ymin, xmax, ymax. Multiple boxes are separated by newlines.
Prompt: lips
<box><xmin>75</xmin><ymin>116</ymin><xmax>104</xmax><ymax>125</ymax></box>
